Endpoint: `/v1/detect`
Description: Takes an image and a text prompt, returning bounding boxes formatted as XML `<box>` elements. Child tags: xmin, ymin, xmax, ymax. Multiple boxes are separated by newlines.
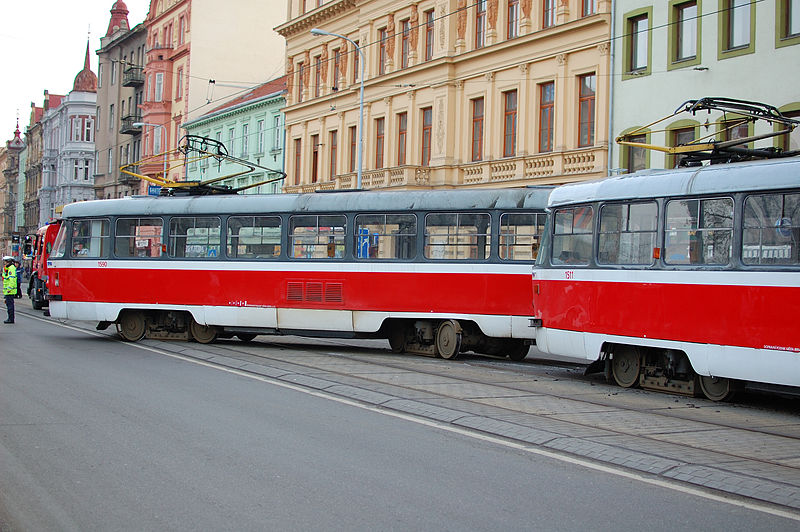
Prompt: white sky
<box><xmin>0</xmin><ymin>1</ymin><xmax>286</xmax><ymax>143</ymax></box>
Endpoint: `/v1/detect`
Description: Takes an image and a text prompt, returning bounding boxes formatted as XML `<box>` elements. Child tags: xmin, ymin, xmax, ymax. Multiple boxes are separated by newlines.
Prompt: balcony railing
<box><xmin>122</xmin><ymin>65</ymin><xmax>144</xmax><ymax>86</ymax></box>
<box><xmin>120</xmin><ymin>115</ymin><xmax>143</xmax><ymax>135</ymax></box>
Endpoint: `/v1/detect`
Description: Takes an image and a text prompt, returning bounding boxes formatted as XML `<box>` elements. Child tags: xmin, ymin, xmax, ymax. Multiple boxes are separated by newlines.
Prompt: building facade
<box><xmin>611</xmin><ymin>0</ymin><xmax>800</xmax><ymax>172</ymax></box>
<box><xmin>277</xmin><ymin>0</ymin><xmax>611</xmax><ymax>192</ymax></box>
<box><xmin>183</xmin><ymin>77</ymin><xmax>287</xmax><ymax>193</ymax></box>
<box><xmin>0</xmin><ymin>124</ymin><xmax>24</xmax><ymax>257</ymax></box>
<box><xmin>139</xmin><ymin>0</ymin><xmax>287</xmax><ymax>190</ymax></box>
<box><xmin>39</xmin><ymin>44</ymin><xmax>98</xmax><ymax>226</ymax></box>
<box><xmin>23</xmin><ymin>105</ymin><xmax>44</xmax><ymax>238</ymax></box>
<box><xmin>96</xmin><ymin>1</ymin><xmax>147</xmax><ymax>199</ymax></box>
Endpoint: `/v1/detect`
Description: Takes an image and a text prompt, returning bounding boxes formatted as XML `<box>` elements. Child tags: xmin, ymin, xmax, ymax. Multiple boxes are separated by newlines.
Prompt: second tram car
<box><xmin>47</xmin><ymin>188</ymin><xmax>549</xmax><ymax>360</ymax></box>
<box><xmin>531</xmin><ymin>157</ymin><xmax>800</xmax><ymax>400</ymax></box>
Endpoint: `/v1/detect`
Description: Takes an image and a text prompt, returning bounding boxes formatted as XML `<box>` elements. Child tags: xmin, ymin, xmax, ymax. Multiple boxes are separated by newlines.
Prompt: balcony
<box><xmin>120</xmin><ymin>115</ymin><xmax>143</xmax><ymax>135</ymax></box>
<box><xmin>122</xmin><ymin>65</ymin><xmax>144</xmax><ymax>87</ymax></box>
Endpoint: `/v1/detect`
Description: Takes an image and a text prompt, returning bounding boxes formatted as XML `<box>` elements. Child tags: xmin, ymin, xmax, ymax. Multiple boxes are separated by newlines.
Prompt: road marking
<box><xmin>36</xmin><ymin>315</ymin><xmax>800</xmax><ymax>522</ymax></box>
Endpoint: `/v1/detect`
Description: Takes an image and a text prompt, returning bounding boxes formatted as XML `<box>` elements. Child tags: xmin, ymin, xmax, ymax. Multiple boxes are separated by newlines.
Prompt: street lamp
<box><xmin>133</xmin><ymin>122</ymin><xmax>168</xmax><ymax>181</ymax></box>
<box><xmin>311</xmin><ymin>28</ymin><xmax>364</xmax><ymax>189</ymax></box>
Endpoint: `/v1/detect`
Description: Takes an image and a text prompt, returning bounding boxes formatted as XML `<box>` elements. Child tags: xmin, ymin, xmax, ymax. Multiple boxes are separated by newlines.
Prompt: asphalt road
<box><xmin>1</xmin><ymin>312</ymin><xmax>797</xmax><ymax>531</ymax></box>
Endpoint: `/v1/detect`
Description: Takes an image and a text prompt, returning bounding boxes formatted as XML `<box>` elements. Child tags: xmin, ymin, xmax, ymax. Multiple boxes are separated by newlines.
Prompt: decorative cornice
<box><xmin>275</xmin><ymin>0</ymin><xmax>357</xmax><ymax>38</ymax></box>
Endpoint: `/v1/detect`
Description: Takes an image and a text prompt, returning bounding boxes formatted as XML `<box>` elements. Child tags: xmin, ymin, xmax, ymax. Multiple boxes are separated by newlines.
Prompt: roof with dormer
<box><xmin>73</xmin><ymin>41</ymin><xmax>98</xmax><ymax>93</ymax></box>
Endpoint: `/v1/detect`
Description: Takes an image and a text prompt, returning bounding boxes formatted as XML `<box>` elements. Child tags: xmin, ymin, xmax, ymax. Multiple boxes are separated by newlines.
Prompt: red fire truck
<box><xmin>28</xmin><ymin>220</ymin><xmax>62</xmax><ymax>311</ymax></box>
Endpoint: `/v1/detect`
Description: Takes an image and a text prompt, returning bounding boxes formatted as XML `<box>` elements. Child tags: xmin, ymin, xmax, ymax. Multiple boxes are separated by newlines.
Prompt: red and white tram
<box><xmin>531</xmin><ymin>157</ymin><xmax>800</xmax><ymax>400</ymax></box>
<box><xmin>47</xmin><ymin>188</ymin><xmax>549</xmax><ymax>360</ymax></box>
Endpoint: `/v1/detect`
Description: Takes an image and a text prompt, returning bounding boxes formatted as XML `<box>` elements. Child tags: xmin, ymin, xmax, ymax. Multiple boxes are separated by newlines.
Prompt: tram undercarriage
<box><xmin>593</xmin><ymin>344</ymin><xmax>739</xmax><ymax>402</ymax></box>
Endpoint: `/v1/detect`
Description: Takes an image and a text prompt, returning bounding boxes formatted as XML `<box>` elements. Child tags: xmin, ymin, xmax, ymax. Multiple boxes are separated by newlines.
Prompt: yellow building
<box><xmin>277</xmin><ymin>0</ymin><xmax>611</xmax><ymax>192</ymax></box>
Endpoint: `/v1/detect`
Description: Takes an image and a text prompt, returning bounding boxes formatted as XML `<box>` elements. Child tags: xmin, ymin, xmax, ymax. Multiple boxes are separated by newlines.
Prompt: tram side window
<box><xmin>71</xmin><ymin>218</ymin><xmax>110</xmax><ymax>258</ymax></box>
<box><xmin>227</xmin><ymin>216</ymin><xmax>282</xmax><ymax>259</ymax></box>
<box><xmin>552</xmin><ymin>206</ymin><xmax>593</xmax><ymax>265</ymax></box>
<box><xmin>290</xmin><ymin>215</ymin><xmax>346</xmax><ymax>259</ymax></box>
<box><xmin>500</xmin><ymin>213</ymin><xmax>545</xmax><ymax>261</ymax></box>
<box><xmin>50</xmin><ymin>223</ymin><xmax>68</xmax><ymax>259</ymax></box>
<box><xmin>355</xmin><ymin>214</ymin><xmax>417</xmax><ymax>259</ymax></box>
<box><xmin>743</xmin><ymin>192</ymin><xmax>800</xmax><ymax>265</ymax></box>
<box><xmin>424</xmin><ymin>213</ymin><xmax>491</xmax><ymax>260</ymax></box>
<box><xmin>115</xmin><ymin>217</ymin><xmax>164</xmax><ymax>258</ymax></box>
<box><xmin>665</xmin><ymin>198</ymin><xmax>733</xmax><ymax>265</ymax></box>
<box><xmin>598</xmin><ymin>202</ymin><xmax>657</xmax><ymax>265</ymax></box>
<box><xmin>169</xmin><ymin>217</ymin><xmax>221</xmax><ymax>259</ymax></box>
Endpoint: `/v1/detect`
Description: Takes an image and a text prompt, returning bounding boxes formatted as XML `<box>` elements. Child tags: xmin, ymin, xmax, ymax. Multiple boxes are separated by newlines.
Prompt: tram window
<box><xmin>289</xmin><ymin>215</ymin><xmax>346</xmax><ymax>259</ymax></box>
<box><xmin>168</xmin><ymin>217</ymin><xmax>221</xmax><ymax>259</ymax></box>
<box><xmin>665</xmin><ymin>198</ymin><xmax>733</xmax><ymax>265</ymax></box>
<box><xmin>50</xmin><ymin>223</ymin><xmax>68</xmax><ymax>259</ymax></box>
<box><xmin>115</xmin><ymin>217</ymin><xmax>164</xmax><ymax>258</ymax></box>
<box><xmin>355</xmin><ymin>214</ymin><xmax>417</xmax><ymax>260</ymax></box>
<box><xmin>598</xmin><ymin>202</ymin><xmax>657</xmax><ymax>265</ymax></box>
<box><xmin>500</xmin><ymin>213</ymin><xmax>545</xmax><ymax>261</ymax></box>
<box><xmin>552</xmin><ymin>206</ymin><xmax>593</xmax><ymax>265</ymax></box>
<box><xmin>743</xmin><ymin>192</ymin><xmax>800</xmax><ymax>265</ymax></box>
<box><xmin>227</xmin><ymin>216</ymin><xmax>282</xmax><ymax>259</ymax></box>
<box><xmin>424</xmin><ymin>212</ymin><xmax>491</xmax><ymax>260</ymax></box>
<box><xmin>71</xmin><ymin>218</ymin><xmax>110</xmax><ymax>258</ymax></box>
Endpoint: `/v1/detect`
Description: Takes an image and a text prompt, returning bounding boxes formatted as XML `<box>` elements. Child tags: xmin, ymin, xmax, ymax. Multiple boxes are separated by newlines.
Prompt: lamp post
<box><xmin>310</xmin><ymin>28</ymin><xmax>364</xmax><ymax>189</ymax></box>
<box><xmin>133</xmin><ymin>122</ymin><xmax>168</xmax><ymax>181</ymax></box>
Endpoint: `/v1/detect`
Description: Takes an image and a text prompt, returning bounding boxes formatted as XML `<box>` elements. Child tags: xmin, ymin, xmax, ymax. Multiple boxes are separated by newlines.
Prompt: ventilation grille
<box><xmin>286</xmin><ymin>281</ymin><xmax>344</xmax><ymax>304</ymax></box>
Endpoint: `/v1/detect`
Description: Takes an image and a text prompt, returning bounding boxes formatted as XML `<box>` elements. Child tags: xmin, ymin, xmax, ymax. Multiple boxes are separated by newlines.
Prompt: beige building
<box><xmin>277</xmin><ymin>0</ymin><xmax>611</xmax><ymax>192</ymax></box>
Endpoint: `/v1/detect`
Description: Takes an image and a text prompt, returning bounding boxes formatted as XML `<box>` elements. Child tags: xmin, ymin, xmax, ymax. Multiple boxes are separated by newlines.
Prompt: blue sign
<box><xmin>358</xmin><ymin>228</ymin><xmax>369</xmax><ymax>258</ymax></box>
<box><xmin>148</xmin><ymin>185</ymin><xmax>162</xmax><ymax>196</ymax></box>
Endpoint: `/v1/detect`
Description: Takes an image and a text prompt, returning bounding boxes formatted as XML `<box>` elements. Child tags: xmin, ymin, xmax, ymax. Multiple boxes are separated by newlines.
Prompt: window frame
<box><xmin>503</xmin><ymin>90</ymin><xmax>517</xmax><ymax>157</ymax></box>
<box><xmin>664</xmin><ymin>196</ymin><xmax>734</xmax><ymax>266</ymax></box>
<box><xmin>538</xmin><ymin>82</ymin><xmax>555</xmax><ymax>153</ymax></box>
<box><xmin>354</xmin><ymin>213</ymin><xmax>418</xmax><ymax>260</ymax></box>
<box><xmin>776</xmin><ymin>0</ymin><xmax>800</xmax><ymax>47</ymax></box>
<box><xmin>471</xmin><ymin>97</ymin><xmax>484</xmax><ymax>162</ymax></box>
<box><xmin>718</xmin><ymin>0</ymin><xmax>755</xmax><ymax>59</ymax></box>
<box><xmin>668</xmin><ymin>0</ymin><xmax>702</xmax><ymax>69</ymax></box>
<box><xmin>578</xmin><ymin>74</ymin><xmax>596</xmax><ymax>148</ymax></box>
<box><xmin>623</xmin><ymin>7</ymin><xmax>653</xmax><ymax>79</ymax></box>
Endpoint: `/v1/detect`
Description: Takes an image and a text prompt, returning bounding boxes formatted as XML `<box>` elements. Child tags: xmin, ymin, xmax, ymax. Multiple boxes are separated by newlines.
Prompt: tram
<box><xmin>530</xmin><ymin>157</ymin><xmax>800</xmax><ymax>400</ymax></box>
<box><xmin>47</xmin><ymin>187</ymin><xmax>549</xmax><ymax>360</ymax></box>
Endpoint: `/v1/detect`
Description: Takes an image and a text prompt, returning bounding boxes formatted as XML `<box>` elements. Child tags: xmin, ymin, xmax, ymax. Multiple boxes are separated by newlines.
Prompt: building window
<box><xmin>624</xmin><ymin>133</ymin><xmax>648</xmax><ymax>173</ymax></box>
<box><xmin>349</xmin><ymin>126</ymin><xmax>357</xmax><ymax>172</ymax></box>
<box><xmin>329</xmin><ymin>130</ymin><xmax>338</xmax><ymax>177</ymax></box>
<box><xmin>507</xmin><ymin>0</ymin><xmax>519</xmax><ymax>39</ymax></box>
<box><xmin>352</xmin><ymin>41</ymin><xmax>360</xmax><ymax>83</ymax></box>
<box><xmin>582</xmin><ymin>0</ymin><xmax>596</xmax><ymax>17</ymax></box>
<box><xmin>777</xmin><ymin>110</ymin><xmax>800</xmax><ymax>152</ymax></box>
<box><xmin>375</xmin><ymin>117</ymin><xmax>385</xmax><ymax>168</ymax></box>
<box><xmin>779</xmin><ymin>0</ymin><xmax>800</xmax><ymax>42</ymax></box>
<box><xmin>84</xmin><ymin>118</ymin><xmax>93</xmax><ymax>142</ymax></box>
<box><xmin>98</xmin><ymin>63</ymin><xmax>104</xmax><ymax>88</ymax></box>
<box><xmin>176</xmin><ymin>68</ymin><xmax>183</xmax><ymax>100</ymax></box>
<box><xmin>294</xmin><ymin>139</ymin><xmax>302</xmax><ymax>185</ymax></box>
<box><xmin>228</xmin><ymin>128</ymin><xmax>235</xmax><ymax>156</ymax></box>
<box><xmin>108</xmin><ymin>149</ymin><xmax>114</xmax><ymax>174</ymax></box>
<box><xmin>628</xmin><ymin>13</ymin><xmax>650</xmax><ymax>73</ymax></box>
<box><xmin>503</xmin><ymin>90</ymin><xmax>517</xmax><ymax>157</ymax></box>
<box><xmin>179</xmin><ymin>15</ymin><xmax>186</xmax><ymax>45</ymax></box>
<box><xmin>273</xmin><ymin>115</ymin><xmax>281</xmax><ymax>150</ymax></box>
<box><xmin>425</xmin><ymin>10</ymin><xmax>435</xmax><ymax>61</ymax></box>
<box><xmin>154</xmin><ymin>72</ymin><xmax>164</xmax><ymax>102</ymax></box>
<box><xmin>311</xmin><ymin>134</ymin><xmax>319</xmax><ymax>183</ymax></box>
<box><xmin>379</xmin><ymin>28</ymin><xmax>388</xmax><ymax>75</ymax></box>
<box><xmin>543</xmin><ymin>0</ymin><xmax>555</xmax><ymax>28</ymax></box>
<box><xmin>401</xmin><ymin>20</ymin><xmax>410</xmax><ymax>68</ymax></box>
<box><xmin>257</xmin><ymin>120</ymin><xmax>265</xmax><ymax>153</ymax></box>
<box><xmin>110</xmin><ymin>61</ymin><xmax>117</xmax><ymax>85</ymax></box>
<box><xmin>242</xmin><ymin>124</ymin><xmax>249</xmax><ymax>157</ymax></box>
<box><xmin>314</xmin><ymin>55</ymin><xmax>322</xmax><ymax>98</ymax></box>
<box><xmin>476</xmin><ymin>0</ymin><xmax>487</xmax><ymax>48</ymax></box>
<box><xmin>297</xmin><ymin>61</ymin><xmax>305</xmax><ymax>102</ymax></box>
<box><xmin>578</xmin><ymin>74</ymin><xmax>596</xmax><ymax>147</ymax></box>
<box><xmin>471</xmin><ymin>98</ymin><xmax>484</xmax><ymax>162</ymax></box>
<box><xmin>397</xmin><ymin>112</ymin><xmax>407</xmax><ymax>165</ymax></box>
<box><xmin>539</xmin><ymin>82</ymin><xmax>554</xmax><ymax>152</ymax></box>
<box><xmin>109</xmin><ymin>104</ymin><xmax>115</xmax><ymax>130</ymax></box>
<box><xmin>670</xmin><ymin>126</ymin><xmax>696</xmax><ymax>167</ymax></box>
<box><xmin>725</xmin><ymin>0</ymin><xmax>751</xmax><ymax>50</ymax></box>
<box><xmin>421</xmin><ymin>107</ymin><xmax>432</xmax><ymax>166</ymax></box>
<box><xmin>333</xmin><ymin>49</ymin><xmax>341</xmax><ymax>91</ymax></box>
<box><xmin>672</xmin><ymin>1</ymin><xmax>698</xmax><ymax>64</ymax></box>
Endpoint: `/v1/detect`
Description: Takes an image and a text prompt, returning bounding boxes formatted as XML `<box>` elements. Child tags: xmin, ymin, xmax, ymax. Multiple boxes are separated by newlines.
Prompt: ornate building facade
<box><xmin>96</xmin><ymin>0</ymin><xmax>147</xmax><ymax>199</ymax></box>
<box><xmin>23</xmin><ymin>105</ymin><xmax>44</xmax><ymax>238</ymax></box>
<box><xmin>277</xmin><ymin>0</ymin><xmax>611</xmax><ymax>192</ymax></box>
<box><xmin>0</xmin><ymin>123</ymin><xmax>24</xmax><ymax>258</ymax></box>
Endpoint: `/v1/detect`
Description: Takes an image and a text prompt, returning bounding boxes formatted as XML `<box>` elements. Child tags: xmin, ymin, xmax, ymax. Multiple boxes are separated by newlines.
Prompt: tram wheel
<box><xmin>506</xmin><ymin>340</ymin><xmax>529</xmax><ymax>361</ymax></box>
<box><xmin>435</xmin><ymin>320</ymin><xmax>462</xmax><ymax>360</ymax></box>
<box><xmin>190</xmin><ymin>319</ymin><xmax>218</xmax><ymax>344</ymax></box>
<box><xmin>117</xmin><ymin>311</ymin><xmax>146</xmax><ymax>342</ymax></box>
<box><xmin>237</xmin><ymin>333</ymin><xmax>257</xmax><ymax>342</ymax></box>
<box><xmin>699</xmin><ymin>376</ymin><xmax>735</xmax><ymax>402</ymax></box>
<box><xmin>611</xmin><ymin>347</ymin><xmax>641</xmax><ymax>388</ymax></box>
<box><xmin>388</xmin><ymin>325</ymin><xmax>407</xmax><ymax>353</ymax></box>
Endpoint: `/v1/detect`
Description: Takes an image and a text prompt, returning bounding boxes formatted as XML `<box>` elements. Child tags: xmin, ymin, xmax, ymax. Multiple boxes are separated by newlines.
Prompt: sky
<box><xmin>0</xmin><ymin>1</ymin><xmax>286</xmax><ymax>142</ymax></box>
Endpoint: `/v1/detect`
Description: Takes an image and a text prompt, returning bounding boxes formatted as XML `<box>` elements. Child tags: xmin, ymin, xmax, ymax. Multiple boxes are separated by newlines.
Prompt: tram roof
<box><xmin>60</xmin><ymin>187</ymin><xmax>554</xmax><ymax>218</ymax></box>
<box><xmin>548</xmin><ymin>157</ymin><xmax>800</xmax><ymax>208</ymax></box>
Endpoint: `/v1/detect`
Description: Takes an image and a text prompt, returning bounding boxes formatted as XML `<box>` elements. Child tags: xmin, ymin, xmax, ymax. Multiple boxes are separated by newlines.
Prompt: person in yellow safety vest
<box><xmin>2</xmin><ymin>255</ymin><xmax>17</xmax><ymax>323</ymax></box>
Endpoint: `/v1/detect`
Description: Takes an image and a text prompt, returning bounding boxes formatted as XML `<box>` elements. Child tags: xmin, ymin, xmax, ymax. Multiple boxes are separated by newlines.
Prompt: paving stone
<box><xmin>381</xmin><ymin>399</ymin><xmax>468</xmax><ymax>423</ymax></box>
<box><xmin>407</xmin><ymin>382</ymin><xmax>532</xmax><ymax>399</ymax></box>
<box><xmin>279</xmin><ymin>374</ymin><xmax>337</xmax><ymax>390</ymax></box>
<box><xmin>325</xmin><ymin>384</ymin><xmax>397</xmax><ymax>405</ymax></box>
<box><xmin>647</xmin><ymin>428</ymin><xmax>800</xmax><ymax>462</ymax></box>
<box><xmin>454</xmin><ymin>416</ymin><xmax>560</xmax><ymax>445</ymax></box>
<box><xmin>591</xmin><ymin>434</ymin><xmax>742</xmax><ymax>465</ymax></box>
<box><xmin>548</xmin><ymin>409</ymin><xmax>719</xmax><ymax>435</ymax></box>
<box><xmin>476</xmin><ymin>395</ymin><xmax>617</xmax><ymax>416</ymax></box>
<box><xmin>544</xmin><ymin>437</ymin><xmax>684</xmax><ymax>474</ymax></box>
